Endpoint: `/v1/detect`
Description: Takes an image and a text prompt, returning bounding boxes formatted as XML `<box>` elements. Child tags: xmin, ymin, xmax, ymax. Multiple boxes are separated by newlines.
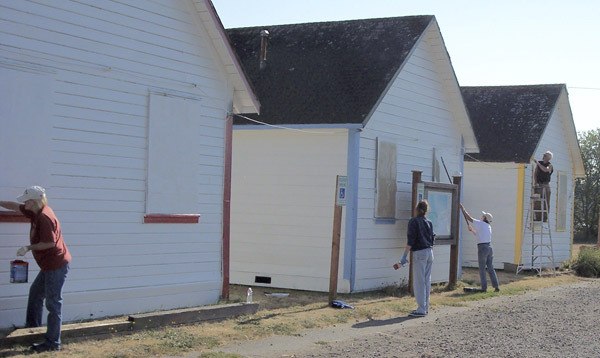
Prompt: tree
<box><xmin>574</xmin><ymin>128</ymin><xmax>600</xmax><ymax>242</ymax></box>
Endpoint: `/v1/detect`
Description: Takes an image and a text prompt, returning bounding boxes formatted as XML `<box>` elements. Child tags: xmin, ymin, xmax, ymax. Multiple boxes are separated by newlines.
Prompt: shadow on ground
<box><xmin>352</xmin><ymin>316</ymin><xmax>418</xmax><ymax>328</ymax></box>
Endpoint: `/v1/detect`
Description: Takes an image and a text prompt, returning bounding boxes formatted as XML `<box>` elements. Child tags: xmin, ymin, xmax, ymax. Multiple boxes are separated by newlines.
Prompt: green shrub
<box><xmin>574</xmin><ymin>247</ymin><xmax>600</xmax><ymax>277</ymax></box>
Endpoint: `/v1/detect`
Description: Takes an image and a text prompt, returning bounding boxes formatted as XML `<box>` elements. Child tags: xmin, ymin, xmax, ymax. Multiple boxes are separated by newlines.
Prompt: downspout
<box><xmin>514</xmin><ymin>164</ymin><xmax>525</xmax><ymax>264</ymax></box>
<box><xmin>222</xmin><ymin>113</ymin><xmax>233</xmax><ymax>299</ymax></box>
<box><xmin>344</xmin><ymin>128</ymin><xmax>360</xmax><ymax>292</ymax></box>
<box><xmin>458</xmin><ymin>137</ymin><xmax>465</xmax><ymax>277</ymax></box>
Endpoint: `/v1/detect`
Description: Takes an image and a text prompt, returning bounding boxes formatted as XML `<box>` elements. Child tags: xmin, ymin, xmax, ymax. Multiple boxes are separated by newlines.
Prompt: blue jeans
<box><xmin>412</xmin><ymin>248</ymin><xmax>434</xmax><ymax>314</ymax></box>
<box><xmin>26</xmin><ymin>264</ymin><xmax>69</xmax><ymax>347</ymax></box>
<box><xmin>477</xmin><ymin>244</ymin><xmax>499</xmax><ymax>291</ymax></box>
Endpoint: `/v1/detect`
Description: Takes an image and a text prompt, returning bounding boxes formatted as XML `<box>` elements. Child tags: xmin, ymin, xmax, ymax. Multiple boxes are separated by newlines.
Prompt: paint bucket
<box><xmin>10</xmin><ymin>260</ymin><xmax>28</xmax><ymax>283</ymax></box>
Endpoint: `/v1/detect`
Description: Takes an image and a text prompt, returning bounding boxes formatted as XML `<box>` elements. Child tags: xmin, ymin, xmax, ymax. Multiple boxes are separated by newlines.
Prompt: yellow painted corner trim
<box><xmin>514</xmin><ymin>164</ymin><xmax>525</xmax><ymax>264</ymax></box>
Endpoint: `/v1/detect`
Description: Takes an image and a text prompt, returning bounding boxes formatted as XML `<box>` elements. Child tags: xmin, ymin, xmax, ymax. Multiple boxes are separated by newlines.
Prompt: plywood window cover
<box><xmin>556</xmin><ymin>172</ymin><xmax>567</xmax><ymax>232</ymax></box>
<box><xmin>146</xmin><ymin>93</ymin><xmax>202</xmax><ymax>220</ymax></box>
<box><xmin>144</xmin><ymin>214</ymin><xmax>200</xmax><ymax>224</ymax></box>
<box><xmin>375</xmin><ymin>138</ymin><xmax>397</xmax><ymax>219</ymax></box>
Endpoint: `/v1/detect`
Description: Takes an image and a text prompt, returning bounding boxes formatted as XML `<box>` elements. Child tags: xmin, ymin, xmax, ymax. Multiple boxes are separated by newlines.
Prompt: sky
<box><xmin>211</xmin><ymin>0</ymin><xmax>599</xmax><ymax>133</ymax></box>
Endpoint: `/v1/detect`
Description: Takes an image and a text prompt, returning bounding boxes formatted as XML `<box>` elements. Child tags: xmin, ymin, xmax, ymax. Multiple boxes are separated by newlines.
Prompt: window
<box><xmin>375</xmin><ymin>138</ymin><xmax>397</xmax><ymax>219</ymax></box>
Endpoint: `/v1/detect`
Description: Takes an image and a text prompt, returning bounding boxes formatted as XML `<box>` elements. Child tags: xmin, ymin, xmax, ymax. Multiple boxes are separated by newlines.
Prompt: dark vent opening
<box><xmin>255</xmin><ymin>276</ymin><xmax>271</xmax><ymax>284</ymax></box>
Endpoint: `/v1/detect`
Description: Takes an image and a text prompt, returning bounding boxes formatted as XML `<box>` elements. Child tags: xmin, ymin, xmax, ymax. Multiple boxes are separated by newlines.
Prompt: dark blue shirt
<box><xmin>407</xmin><ymin>216</ymin><xmax>435</xmax><ymax>251</ymax></box>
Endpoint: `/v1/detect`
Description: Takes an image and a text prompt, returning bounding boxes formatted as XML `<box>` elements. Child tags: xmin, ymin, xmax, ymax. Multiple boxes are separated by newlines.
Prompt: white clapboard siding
<box><xmin>231</xmin><ymin>129</ymin><xmax>349</xmax><ymax>292</ymax></box>
<box><xmin>462</xmin><ymin>163</ymin><xmax>519</xmax><ymax>268</ymax></box>
<box><xmin>523</xmin><ymin>93</ymin><xmax>575</xmax><ymax>265</ymax></box>
<box><xmin>0</xmin><ymin>0</ymin><xmax>236</xmax><ymax>328</ymax></box>
<box><xmin>463</xmin><ymin>90</ymin><xmax>577</xmax><ymax>270</ymax></box>
<box><xmin>353</xmin><ymin>26</ymin><xmax>464</xmax><ymax>292</ymax></box>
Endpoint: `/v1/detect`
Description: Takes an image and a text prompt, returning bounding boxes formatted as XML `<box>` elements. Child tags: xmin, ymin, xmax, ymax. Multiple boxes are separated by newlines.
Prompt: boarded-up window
<box><xmin>0</xmin><ymin>68</ymin><xmax>53</xmax><ymax>196</ymax></box>
<box><xmin>375</xmin><ymin>138</ymin><xmax>396</xmax><ymax>219</ymax></box>
<box><xmin>147</xmin><ymin>93</ymin><xmax>202</xmax><ymax>214</ymax></box>
<box><xmin>556</xmin><ymin>171</ymin><xmax>568</xmax><ymax>231</ymax></box>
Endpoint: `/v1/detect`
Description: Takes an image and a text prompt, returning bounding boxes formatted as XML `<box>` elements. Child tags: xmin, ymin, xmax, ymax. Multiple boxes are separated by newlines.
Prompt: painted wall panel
<box><xmin>0</xmin><ymin>68</ymin><xmax>53</xmax><ymax>195</ymax></box>
<box><xmin>525</xmin><ymin>94</ymin><xmax>575</xmax><ymax>264</ymax></box>
<box><xmin>353</xmin><ymin>30</ymin><xmax>465</xmax><ymax>292</ymax></box>
<box><xmin>231</xmin><ymin>129</ymin><xmax>349</xmax><ymax>292</ymax></box>
<box><xmin>462</xmin><ymin>90</ymin><xmax>577</xmax><ymax>271</ymax></box>
<box><xmin>0</xmin><ymin>0</ymin><xmax>234</xmax><ymax>328</ymax></box>
<box><xmin>462</xmin><ymin>163</ymin><xmax>519</xmax><ymax>268</ymax></box>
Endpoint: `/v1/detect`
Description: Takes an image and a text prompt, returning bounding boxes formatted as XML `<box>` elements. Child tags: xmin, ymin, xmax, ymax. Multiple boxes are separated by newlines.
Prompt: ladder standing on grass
<box><xmin>517</xmin><ymin>152</ymin><xmax>556</xmax><ymax>275</ymax></box>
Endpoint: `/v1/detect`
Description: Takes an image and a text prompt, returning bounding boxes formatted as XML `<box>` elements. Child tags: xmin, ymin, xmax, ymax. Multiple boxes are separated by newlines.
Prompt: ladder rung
<box><xmin>519</xmin><ymin>187</ymin><xmax>556</xmax><ymax>276</ymax></box>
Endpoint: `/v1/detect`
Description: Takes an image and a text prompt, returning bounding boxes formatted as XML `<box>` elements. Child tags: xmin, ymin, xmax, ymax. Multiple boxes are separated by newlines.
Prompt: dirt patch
<box><xmin>227</xmin><ymin>267</ymin><xmax>537</xmax><ymax>312</ymax></box>
<box><xmin>0</xmin><ymin>269</ymin><xmax>569</xmax><ymax>357</ymax></box>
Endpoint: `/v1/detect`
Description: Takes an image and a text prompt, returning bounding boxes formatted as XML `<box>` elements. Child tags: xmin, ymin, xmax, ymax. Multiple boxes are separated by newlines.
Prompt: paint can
<box><xmin>10</xmin><ymin>260</ymin><xmax>29</xmax><ymax>283</ymax></box>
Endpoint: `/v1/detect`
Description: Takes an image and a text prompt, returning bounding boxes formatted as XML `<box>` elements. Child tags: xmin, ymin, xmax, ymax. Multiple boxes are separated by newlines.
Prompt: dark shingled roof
<box><xmin>461</xmin><ymin>85</ymin><xmax>564</xmax><ymax>163</ymax></box>
<box><xmin>226</xmin><ymin>16</ymin><xmax>433</xmax><ymax>125</ymax></box>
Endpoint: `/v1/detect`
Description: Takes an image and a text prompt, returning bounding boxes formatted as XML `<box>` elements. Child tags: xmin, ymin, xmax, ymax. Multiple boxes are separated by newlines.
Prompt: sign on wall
<box><xmin>336</xmin><ymin>175</ymin><xmax>347</xmax><ymax>206</ymax></box>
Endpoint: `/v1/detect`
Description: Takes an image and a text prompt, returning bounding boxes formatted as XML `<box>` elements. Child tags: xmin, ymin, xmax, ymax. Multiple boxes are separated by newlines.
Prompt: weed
<box><xmin>200</xmin><ymin>353</ymin><xmax>243</xmax><ymax>358</ymax></box>
<box><xmin>573</xmin><ymin>246</ymin><xmax>600</xmax><ymax>277</ymax></box>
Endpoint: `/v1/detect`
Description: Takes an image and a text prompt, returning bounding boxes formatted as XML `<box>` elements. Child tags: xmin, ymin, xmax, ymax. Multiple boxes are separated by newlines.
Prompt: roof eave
<box><xmin>193</xmin><ymin>0</ymin><xmax>260</xmax><ymax>114</ymax></box>
<box><xmin>426</xmin><ymin>18</ymin><xmax>479</xmax><ymax>153</ymax></box>
<box><xmin>558</xmin><ymin>88</ymin><xmax>586</xmax><ymax>178</ymax></box>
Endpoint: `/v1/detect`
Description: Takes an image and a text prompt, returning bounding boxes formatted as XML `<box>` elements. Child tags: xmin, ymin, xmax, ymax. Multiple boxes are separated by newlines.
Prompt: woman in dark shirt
<box><xmin>394</xmin><ymin>200</ymin><xmax>435</xmax><ymax>317</ymax></box>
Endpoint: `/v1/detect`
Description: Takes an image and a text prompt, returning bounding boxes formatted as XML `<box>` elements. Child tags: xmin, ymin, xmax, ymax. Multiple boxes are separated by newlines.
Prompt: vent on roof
<box><xmin>260</xmin><ymin>29</ymin><xmax>269</xmax><ymax>70</ymax></box>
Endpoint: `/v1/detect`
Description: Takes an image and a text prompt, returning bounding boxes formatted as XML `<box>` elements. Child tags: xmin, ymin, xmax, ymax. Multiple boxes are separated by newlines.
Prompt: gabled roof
<box><xmin>226</xmin><ymin>16</ymin><xmax>433</xmax><ymax>125</ymax></box>
<box><xmin>461</xmin><ymin>85</ymin><xmax>565</xmax><ymax>163</ymax></box>
<box><xmin>192</xmin><ymin>0</ymin><xmax>259</xmax><ymax>114</ymax></box>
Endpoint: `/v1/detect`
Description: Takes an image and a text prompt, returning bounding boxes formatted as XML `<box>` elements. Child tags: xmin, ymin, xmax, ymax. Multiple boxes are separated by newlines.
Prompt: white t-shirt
<box><xmin>470</xmin><ymin>219</ymin><xmax>492</xmax><ymax>244</ymax></box>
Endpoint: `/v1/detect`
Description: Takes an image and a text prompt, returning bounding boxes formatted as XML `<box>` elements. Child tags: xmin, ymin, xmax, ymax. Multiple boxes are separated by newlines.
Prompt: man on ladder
<box><xmin>533</xmin><ymin>151</ymin><xmax>554</xmax><ymax>222</ymax></box>
<box><xmin>518</xmin><ymin>150</ymin><xmax>556</xmax><ymax>275</ymax></box>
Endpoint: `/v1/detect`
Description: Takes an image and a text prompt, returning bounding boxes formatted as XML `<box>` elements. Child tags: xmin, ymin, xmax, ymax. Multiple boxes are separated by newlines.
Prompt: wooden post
<box><xmin>409</xmin><ymin>171</ymin><xmax>422</xmax><ymax>295</ymax></box>
<box><xmin>448</xmin><ymin>175</ymin><xmax>462</xmax><ymax>289</ymax></box>
<box><xmin>328</xmin><ymin>176</ymin><xmax>343</xmax><ymax>304</ymax></box>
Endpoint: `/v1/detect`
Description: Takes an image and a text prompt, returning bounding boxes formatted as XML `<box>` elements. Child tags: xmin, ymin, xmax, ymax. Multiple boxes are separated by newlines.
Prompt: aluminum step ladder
<box><xmin>517</xmin><ymin>187</ymin><xmax>556</xmax><ymax>276</ymax></box>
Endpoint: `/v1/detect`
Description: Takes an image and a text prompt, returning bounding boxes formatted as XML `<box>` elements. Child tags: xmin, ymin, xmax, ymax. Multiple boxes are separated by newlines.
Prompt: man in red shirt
<box><xmin>1</xmin><ymin>186</ymin><xmax>71</xmax><ymax>352</ymax></box>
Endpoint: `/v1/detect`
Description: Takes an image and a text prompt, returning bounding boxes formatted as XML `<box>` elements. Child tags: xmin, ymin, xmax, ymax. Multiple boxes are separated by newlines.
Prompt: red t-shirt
<box><xmin>20</xmin><ymin>205</ymin><xmax>71</xmax><ymax>271</ymax></box>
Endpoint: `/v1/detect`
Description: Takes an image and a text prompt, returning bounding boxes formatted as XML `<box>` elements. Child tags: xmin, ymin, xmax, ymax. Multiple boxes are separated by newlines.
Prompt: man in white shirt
<box><xmin>460</xmin><ymin>204</ymin><xmax>500</xmax><ymax>292</ymax></box>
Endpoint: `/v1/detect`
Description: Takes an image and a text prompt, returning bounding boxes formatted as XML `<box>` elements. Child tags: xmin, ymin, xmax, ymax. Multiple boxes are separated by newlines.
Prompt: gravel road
<box><xmin>212</xmin><ymin>279</ymin><xmax>600</xmax><ymax>358</ymax></box>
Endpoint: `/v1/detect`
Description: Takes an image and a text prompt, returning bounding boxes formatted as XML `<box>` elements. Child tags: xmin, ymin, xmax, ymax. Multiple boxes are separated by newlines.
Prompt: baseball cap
<box><xmin>482</xmin><ymin>211</ymin><xmax>493</xmax><ymax>223</ymax></box>
<box><xmin>17</xmin><ymin>186</ymin><xmax>46</xmax><ymax>202</ymax></box>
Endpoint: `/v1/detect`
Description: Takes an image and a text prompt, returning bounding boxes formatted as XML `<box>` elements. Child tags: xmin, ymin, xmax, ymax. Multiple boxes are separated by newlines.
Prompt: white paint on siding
<box><xmin>353</xmin><ymin>29</ymin><xmax>465</xmax><ymax>292</ymax></box>
<box><xmin>462</xmin><ymin>163</ymin><xmax>519</xmax><ymax>268</ymax></box>
<box><xmin>0</xmin><ymin>68</ymin><xmax>53</xmax><ymax>194</ymax></box>
<box><xmin>0</xmin><ymin>0</ymin><xmax>235</xmax><ymax>328</ymax></box>
<box><xmin>230</xmin><ymin>129</ymin><xmax>349</xmax><ymax>292</ymax></box>
<box><xmin>526</xmin><ymin>93</ymin><xmax>575</xmax><ymax>264</ymax></box>
<box><xmin>462</xmin><ymin>90</ymin><xmax>577</xmax><ymax>270</ymax></box>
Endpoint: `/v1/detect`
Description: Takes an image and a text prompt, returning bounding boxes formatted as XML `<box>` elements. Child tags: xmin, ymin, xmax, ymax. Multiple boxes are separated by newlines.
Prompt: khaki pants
<box><xmin>534</xmin><ymin>184</ymin><xmax>551</xmax><ymax>222</ymax></box>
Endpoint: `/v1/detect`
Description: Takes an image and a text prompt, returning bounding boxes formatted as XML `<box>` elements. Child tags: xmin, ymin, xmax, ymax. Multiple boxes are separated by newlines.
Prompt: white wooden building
<box><xmin>226</xmin><ymin>16</ymin><xmax>478</xmax><ymax>292</ymax></box>
<box><xmin>0</xmin><ymin>0</ymin><xmax>259</xmax><ymax>329</ymax></box>
<box><xmin>461</xmin><ymin>85</ymin><xmax>585</xmax><ymax>269</ymax></box>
